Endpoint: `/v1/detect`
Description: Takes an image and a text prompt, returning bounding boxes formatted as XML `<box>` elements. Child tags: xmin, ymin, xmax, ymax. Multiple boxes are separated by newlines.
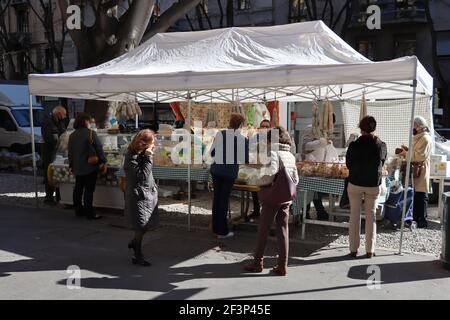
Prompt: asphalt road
<box><xmin>1</xmin><ymin>203</ymin><xmax>450</xmax><ymax>300</ymax></box>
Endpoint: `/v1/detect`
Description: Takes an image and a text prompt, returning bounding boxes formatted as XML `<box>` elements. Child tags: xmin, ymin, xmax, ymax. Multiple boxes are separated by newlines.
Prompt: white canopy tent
<box><xmin>28</xmin><ymin>21</ymin><xmax>434</xmax><ymax>253</ymax></box>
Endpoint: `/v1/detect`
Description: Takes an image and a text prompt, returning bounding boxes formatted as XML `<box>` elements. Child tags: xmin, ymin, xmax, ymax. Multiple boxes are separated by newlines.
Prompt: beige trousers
<box><xmin>347</xmin><ymin>183</ymin><xmax>380</xmax><ymax>254</ymax></box>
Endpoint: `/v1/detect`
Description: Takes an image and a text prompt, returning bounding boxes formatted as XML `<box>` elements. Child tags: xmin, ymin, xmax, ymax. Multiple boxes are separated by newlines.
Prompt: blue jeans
<box><xmin>212</xmin><ymin>175</ymin><xmax>235</xmax><ymax>236</ymax></box>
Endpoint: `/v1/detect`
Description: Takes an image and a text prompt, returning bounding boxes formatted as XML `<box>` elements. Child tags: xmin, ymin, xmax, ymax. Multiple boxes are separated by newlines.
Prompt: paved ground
<box><xmin>1</xmin><ymin>203</ymin><xmax>450</xmax><ymax>300</ymax></box>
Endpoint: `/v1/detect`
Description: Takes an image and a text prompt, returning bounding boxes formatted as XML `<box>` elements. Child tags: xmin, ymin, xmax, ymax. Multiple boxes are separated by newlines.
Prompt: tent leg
<box><xmin>398</xmin><ymin>80</ymin><xmax>417</xmax><ymax>255</ymax></box>
<box><xmin>187</xmin><ymin>91</ymin><xmax>192</xmax><ymax>232</ymax></box>
<box><xmin>29</xmin><ymin>94</ymin><xmax>38</xmax><ymax>207</ymax></box>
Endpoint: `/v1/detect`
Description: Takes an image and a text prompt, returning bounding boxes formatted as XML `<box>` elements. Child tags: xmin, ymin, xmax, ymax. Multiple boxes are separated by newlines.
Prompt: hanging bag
<box><xmin>257</xmin><ymin>155</ymin><xmax>297</xmax><ymax>206</ymax></box>
<box><xmin>87</xmin><ymin>129</ymin><xmax>99</xmax><ymax>165</ymax></box>
<box><xmin>411</xmin><ymin>161</ymin><xmax>424</xmax><ymax>179</ymax></box>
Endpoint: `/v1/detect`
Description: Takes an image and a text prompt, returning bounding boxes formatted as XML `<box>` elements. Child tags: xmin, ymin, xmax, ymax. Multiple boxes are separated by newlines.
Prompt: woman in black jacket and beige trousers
<box><xmin>346</xmin><ymin>116</ymin><xmax>387</xmax><ymax>258</ymax></box>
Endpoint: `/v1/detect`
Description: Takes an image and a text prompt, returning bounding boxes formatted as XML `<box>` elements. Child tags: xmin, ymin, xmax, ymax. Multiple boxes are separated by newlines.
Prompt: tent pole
<box><xmin>398</xmin><ymin>79</ymin><xmax>417</xmax><ymax>255</ymax></box>
<box><xmin>135</xmin><ymin>92</ymin><xmax>138</xmax><ymax>129</ymax></box>
<box><xmin>29</xmin><ymin>94</ymin><xmax>38</xmax><ymax>207</ymax></box>
<box><xmin>187</xmin><ymin>91</ymin><xmax>192</xmax><ymax>232</ymax></box>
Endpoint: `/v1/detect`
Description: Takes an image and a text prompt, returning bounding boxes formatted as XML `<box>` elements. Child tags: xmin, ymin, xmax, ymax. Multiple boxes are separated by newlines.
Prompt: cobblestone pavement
<box><xmin>0</xmin><ymin>172</ymin><xmax>443</xmax><ymax>257</ymax></box>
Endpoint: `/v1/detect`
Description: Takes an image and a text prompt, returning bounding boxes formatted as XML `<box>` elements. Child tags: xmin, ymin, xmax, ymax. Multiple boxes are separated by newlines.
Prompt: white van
<box><xmin>0</xmin><ymin>105</ymin><xmax>44</xmax><ymax>153</ymax></box>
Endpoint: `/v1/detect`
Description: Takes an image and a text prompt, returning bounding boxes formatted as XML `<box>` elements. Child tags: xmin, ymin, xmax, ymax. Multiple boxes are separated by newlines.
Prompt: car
<box><xmin>0</xmin><ymin>105</ymin><xmax>45</xmax><ymax>154</ymax></box>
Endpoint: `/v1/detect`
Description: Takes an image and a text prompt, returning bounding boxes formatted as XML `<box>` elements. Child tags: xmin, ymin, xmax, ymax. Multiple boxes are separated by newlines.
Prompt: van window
<box><xmin>10</xmin><ymin>108</ymin><xmax>45</xmax><ymax>127</ymax></box>
<box><xmin>0</xmin><ymin>110</ymin><xmax>17</xmax><ymax>131</ymax></box>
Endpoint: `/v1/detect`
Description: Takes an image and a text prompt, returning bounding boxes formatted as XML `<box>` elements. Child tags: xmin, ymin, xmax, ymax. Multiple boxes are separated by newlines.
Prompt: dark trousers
<box><xmin>73</xmin><ymin>171</ymin><xmax>98</xmax><ymax>217</ymax></box>
<box><xmin>254</xmin><ymin>202</ymin><xmax>290</xmax><ymax>267</ymax></box>
<box><xmin>306</xmin><ymin>192</ymin><xmax>327</xmax><ymax>215</ymax></box>
<box><xmin>212</xmin><ymin>175</ymin><xmax>235</xmax><ymax>236</ymax></box>
<box><xmin>251</xmin><ymin>192</ymin><xmax>260</xmax><ymax>215</ymax></box>
<box><xmin>413</xmin><ymin>191</ymin><xmax>428</xmax><ymax>223</ymax></box>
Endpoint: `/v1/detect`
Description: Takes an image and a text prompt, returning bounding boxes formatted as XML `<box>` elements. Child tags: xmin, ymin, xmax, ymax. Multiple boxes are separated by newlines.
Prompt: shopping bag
<box><xmin>384</xmin><ymin>185</ymin><xmax>414</xmax><ymax>224</ymax></box>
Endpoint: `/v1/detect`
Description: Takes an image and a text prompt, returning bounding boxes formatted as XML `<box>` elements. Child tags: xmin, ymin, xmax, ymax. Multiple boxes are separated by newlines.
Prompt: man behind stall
<box><xmin>41</xmin><ymin>105</ymin><xmax>67</xmax><ymax>204</ymax></box>
<box><xmin>248</xmin><ymin>119</ymin><xmax>271</xmax><ymax>220</ymax></box>
<box><xmin>300</xmin><ymin>114</ymin><xmax>336</xmax><ymax>221</ymax></box>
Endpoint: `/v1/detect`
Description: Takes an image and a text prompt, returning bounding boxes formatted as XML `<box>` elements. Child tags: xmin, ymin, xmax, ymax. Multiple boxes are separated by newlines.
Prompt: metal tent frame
<box><xmin>28</xmin><ymin>77</ymin><xmax>427</xmax><ymax>255</ymax></box>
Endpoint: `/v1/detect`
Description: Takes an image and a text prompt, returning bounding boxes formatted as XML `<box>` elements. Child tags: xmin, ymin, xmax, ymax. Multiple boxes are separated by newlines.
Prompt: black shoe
<box><xmin>132</xmin><ymin>257</ymin><xmax>151</xmax><ymax>266</ymax></box>
<box><xmin>86</xmin><ymin>214</ymin><xmax>102</xmax><ymax>220</ymax></box>
<box><xmin>305</xmin><ymin>211</ymin><xmax>311</xmax><ymax>220</ymax></box>
<box><xmin>317</xmin><ymin>212</ymin><xmax>329</xmax><ymax>221</ymax></box>
<box><xmin>43</xmin><ymin>197</ymin><xmax>55</xmax><ymax>204</ymax></box>
<box><xmin>129</xmin><ymin>240</ymin><xmax>151</xmax><ymax>266</ymax></box>
<box><xmin>417</xmin><ymin>220</ymin><xmax>428</xmax><ymax>229</ymax></box>
<box><xmin>248</xmin><ymin>211</ymin><xmax>260</xmax><ymax>220</ymax></box>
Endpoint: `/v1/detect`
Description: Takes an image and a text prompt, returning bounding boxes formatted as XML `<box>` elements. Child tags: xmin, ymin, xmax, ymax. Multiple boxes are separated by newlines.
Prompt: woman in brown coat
<box><xmin>399</xmin><ymin>116</ymin><xmax>432</xmax><ymax>228</ymax></box>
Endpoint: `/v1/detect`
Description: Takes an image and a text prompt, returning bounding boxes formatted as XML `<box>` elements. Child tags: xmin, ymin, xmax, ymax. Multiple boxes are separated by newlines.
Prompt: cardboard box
<box><xmin>431</xmin><ymin>161</ymin><xmax>450</xmax><ymax>177</ymax></box>
<box><xmin>431</xmin><ymin>154</ymin><xmax>447</xmax><ymax>164</ymax></box>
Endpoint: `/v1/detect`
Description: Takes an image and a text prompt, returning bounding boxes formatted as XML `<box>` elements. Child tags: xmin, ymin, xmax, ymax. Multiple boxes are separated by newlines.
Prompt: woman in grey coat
<box><xmin>124</xmin><ymin>129</ymin><xmax>158</xmax><ymax>266</ymax></box>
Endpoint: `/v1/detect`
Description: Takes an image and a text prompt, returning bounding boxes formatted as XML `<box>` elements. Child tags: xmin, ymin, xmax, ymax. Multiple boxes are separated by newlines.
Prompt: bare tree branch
<box><xmin>142</xmin><ymin>0</ymin><xmax>202</xmax><ymax>42</ymax></box>
<box><xmin>195</xmin><ymin>5</ymin><xmax>205</xmax><ymax>30</ymax></box>
<box><xmin>304</xmin><ymin>0</ymin><xmax>314</xmax><ymax>20</ymax></box>
<box><xmin>329</xmin><ymin>0</ymin><xmax>334</xmax><ymax>28</ymax></box>
<box><xmin>321</xmin><ymin>0</ymin><xmax>329</xmax><ymax>21</ymax></box>
<box><xmin>226</xmin><ymin>0</ymin><xmax>233</xmax><ymax>27</ymax></box>
<box><xmin>332</xmin><ymin>0</ymin><xmax>351</xmax><ymax>30</ymax></box>
<box><xmin>199</xmin><ymin>3</ymin><xmax>212</xmax><ymax>29</ymax></box>
<box><xmin>26</xmin><ymin>1</ymin><xmax>45</xmax><ymax>25</ymax></box>
<box><xmin>185</xmin><ymin>14</ymin><xmax>195</xmax><ymax>30</ymax></box>
<box><xmin>217</xmin><ymin>0</ymin><xmax>224</xmax><ymax>28</ymax></box>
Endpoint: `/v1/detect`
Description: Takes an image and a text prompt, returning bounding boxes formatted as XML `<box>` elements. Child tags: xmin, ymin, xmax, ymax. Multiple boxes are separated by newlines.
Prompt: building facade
<box><xmin>0</xmin><ymin>0</ymin><xmax>77</xmax><ymax>81</ymax></box>
<box><xmin>1</xmin><ymin>0</ymin><xmax>450</xmax><ymax>124</ymax></box>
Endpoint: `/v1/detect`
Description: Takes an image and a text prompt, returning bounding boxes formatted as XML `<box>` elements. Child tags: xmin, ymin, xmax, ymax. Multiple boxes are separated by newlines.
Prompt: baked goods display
<box><xmin>297</xmin><ymin>161</ymin><xmax>349</xmax><ymax>178</ymax></box>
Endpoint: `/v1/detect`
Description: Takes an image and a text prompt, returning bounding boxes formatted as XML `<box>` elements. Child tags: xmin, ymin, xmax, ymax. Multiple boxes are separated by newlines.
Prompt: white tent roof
<box><xmin>29</xmin><ymin>20</ymin><xmax>433</xmax><ymax>103</ymax></box>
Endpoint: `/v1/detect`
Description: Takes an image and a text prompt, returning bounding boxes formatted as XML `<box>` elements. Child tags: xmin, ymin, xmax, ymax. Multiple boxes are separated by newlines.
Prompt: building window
<box><xmin>356</xmin><ymin>39</ymin><xmax>375</xmax><ymax>61</ymax></box>
<box><xmin>395</xmin><ymin>0</ymin><xmax>425</xmax><ymax>19</ymax></box>
<box><xmin>394</xmin><ymin>34</ymin><xmax>416</xmax><ymax>57</ymax></box>
<box><xmin>238</xmin><ymin>0</ymin><xmax>250</xmax><ymax>10</ymax></box>
<box><xmin>16</xmin><ymin>7</ymin><xmax>29</xmax><ymax>33</ymax></box>
<box><xmin>289</xmin><ymin>0</ymin><xmax>308</xmax><ymax>22</ymax></box>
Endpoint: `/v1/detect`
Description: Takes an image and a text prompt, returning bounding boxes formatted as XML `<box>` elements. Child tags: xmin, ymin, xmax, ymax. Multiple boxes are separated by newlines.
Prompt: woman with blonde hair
<box><xmin>399</xmin><ymin>116</ymin><xmax>432</xmax><ymax>228</ymax></box>
<box><xmin>124</xmin><ymin>129</ymin><xmax>158</xmax><ymax>266</ymax></box>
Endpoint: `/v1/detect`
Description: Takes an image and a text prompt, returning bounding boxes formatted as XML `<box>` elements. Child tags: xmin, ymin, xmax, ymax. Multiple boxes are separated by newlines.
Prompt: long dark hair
<box><xmin>73</xmin><ymin>112</ymin><xmax>91</xmax><ymax>129</ymax></box>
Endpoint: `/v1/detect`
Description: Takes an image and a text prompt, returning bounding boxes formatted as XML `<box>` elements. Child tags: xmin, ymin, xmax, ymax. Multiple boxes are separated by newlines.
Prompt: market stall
<box><xmin>49</xmin><ymin>130</ymin><xmax>134</xmax><ymax>209</ymax></box>
<box><xmin>29</xmin><ymin>20</ymin><xmax>434</xmax><ymax>253</ymax></box>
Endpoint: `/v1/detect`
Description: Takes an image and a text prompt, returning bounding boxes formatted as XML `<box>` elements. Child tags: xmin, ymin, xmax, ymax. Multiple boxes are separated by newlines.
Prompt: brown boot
<box><xmin>243</xmin><ymin>259</ymin><xmax>263</xmax><ymax>273</ymax></box>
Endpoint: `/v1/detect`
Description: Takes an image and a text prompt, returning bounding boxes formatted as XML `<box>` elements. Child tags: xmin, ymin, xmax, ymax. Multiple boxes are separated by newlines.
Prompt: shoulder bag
<box><xmin>87</xmin><ymin>129</ymin><xmax>99</xmax><ymax>165</ymax></box>
<box><xmin>257</xmin><ymin>154</ymin><xmax>297</xmax><ymax>206</ymax></box>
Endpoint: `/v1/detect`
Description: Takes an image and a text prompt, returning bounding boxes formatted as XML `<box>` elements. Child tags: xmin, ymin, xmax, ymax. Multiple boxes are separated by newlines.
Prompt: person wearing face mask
<box><xmin>89</xmin><ymin>117</ymin><xmax>97</xmax><ymax>130</ymax></box>
<box><xmin>68</xmin><ymin>113</ymin><xmax>107</xmax><ymax>219</ymax></box>
<box><xmin>398</xmin><ymin>116</ymin><xmax>432</xmax><ymax>228</ymax></box>
<box><xmin>41</xmin><ymin>105</ymin><xmax>68</xmax><ymax>204</ymax></box>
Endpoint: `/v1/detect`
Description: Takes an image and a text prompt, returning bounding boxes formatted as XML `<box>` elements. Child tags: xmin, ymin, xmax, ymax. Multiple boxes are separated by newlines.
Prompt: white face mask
<box><xmin>89</xmin><ymin>123</ymin><xmax>96</xmax><ymax>129</ymax></box>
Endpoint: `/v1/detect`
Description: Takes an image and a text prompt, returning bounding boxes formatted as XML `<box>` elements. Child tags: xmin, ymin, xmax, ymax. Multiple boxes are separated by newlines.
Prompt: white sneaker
<box><xmin>217</xmin><ymin>232</ymin><xmax>234</xmax><ymax>239</ymax></box>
